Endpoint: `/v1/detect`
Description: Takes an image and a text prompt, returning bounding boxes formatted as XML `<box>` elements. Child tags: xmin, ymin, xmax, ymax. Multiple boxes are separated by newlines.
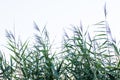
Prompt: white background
<box><xmin>0</xmin><ymin>0</ymin><xmax>120</xmax><ymax>56</ymax></box>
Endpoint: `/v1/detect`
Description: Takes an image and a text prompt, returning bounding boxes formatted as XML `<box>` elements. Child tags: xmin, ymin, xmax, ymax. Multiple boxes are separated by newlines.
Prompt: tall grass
<box><xmin>0</xmin><ymin>4</ymin><xmax>120</xmax><ymax>80</ymax></box>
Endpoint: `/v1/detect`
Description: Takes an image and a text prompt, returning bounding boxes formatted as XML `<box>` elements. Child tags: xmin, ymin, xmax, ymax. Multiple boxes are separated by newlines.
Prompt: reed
<box><xmin>0</xmin><ymin>4</ymin><xmax>120</xmax><ymax>80</ymax></box>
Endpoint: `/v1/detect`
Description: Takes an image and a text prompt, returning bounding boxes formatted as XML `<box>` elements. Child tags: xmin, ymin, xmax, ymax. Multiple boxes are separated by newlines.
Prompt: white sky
<box><xmin>0</xmin><ymin>0</ymin><xmax>120</xmax><ymax>53</ymax></box>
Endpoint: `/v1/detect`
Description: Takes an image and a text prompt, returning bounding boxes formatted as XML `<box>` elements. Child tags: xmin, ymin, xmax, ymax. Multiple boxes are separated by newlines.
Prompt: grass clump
<box><xmin>0</xmin><ymin>20</ymin><xmax>120</xmax><ymax>80</ymax></box>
